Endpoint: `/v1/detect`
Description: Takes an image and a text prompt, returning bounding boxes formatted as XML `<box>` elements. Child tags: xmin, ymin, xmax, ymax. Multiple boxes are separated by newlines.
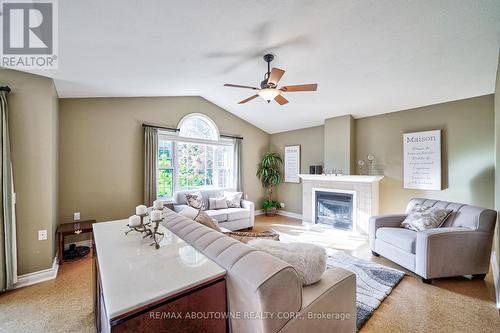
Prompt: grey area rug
<box><xmin>327</xmin><ymin>253</ymin><xmax>405</xmax><ymax>330</ymax></box>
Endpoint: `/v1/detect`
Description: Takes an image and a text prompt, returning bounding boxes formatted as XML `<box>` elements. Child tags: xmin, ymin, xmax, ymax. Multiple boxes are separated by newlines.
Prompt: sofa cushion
<box><xmin>225</xmin><ymin>208</ymin><xmax>250</xmax><ymax>221</ymax></box>
<box><xmin>376</xmin><ymin>227</ymin><xmax>417</xmax><ymax>253</ymax></box>
<box><xmin>205</xmin><ymin>209</ymin><xmax>228</xmax><ymax>222</ymax></box>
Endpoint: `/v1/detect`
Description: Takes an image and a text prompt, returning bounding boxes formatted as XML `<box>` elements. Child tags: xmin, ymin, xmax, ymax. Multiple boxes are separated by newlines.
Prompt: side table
<box><xmin>57</xmin><ymin>220</ymin><xmax>96</xmax><ymax>264</ymax></box>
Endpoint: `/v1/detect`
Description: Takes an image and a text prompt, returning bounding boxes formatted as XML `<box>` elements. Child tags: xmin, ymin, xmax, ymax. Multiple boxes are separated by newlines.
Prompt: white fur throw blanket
<box><xmin>248</xmin><ymin>239</ymin><xmax>326</xmax><ymax>285</ymax></box>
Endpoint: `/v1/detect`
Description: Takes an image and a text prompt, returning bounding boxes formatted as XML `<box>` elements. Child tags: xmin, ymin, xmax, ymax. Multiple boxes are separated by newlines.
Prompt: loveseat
<box><xmin>173</xmin><ymin>188</ymin><xmax>254</xmax><ymax>231</ymax></box>
<box><xmin>369</xmin><ymin>198</ymin><xmax>497</xmax><ymax>283</ymax></box>
<box><xmin>162</xmin><ymin>208</ymin><xmax>357</xmax><ymax>333</ymax></box>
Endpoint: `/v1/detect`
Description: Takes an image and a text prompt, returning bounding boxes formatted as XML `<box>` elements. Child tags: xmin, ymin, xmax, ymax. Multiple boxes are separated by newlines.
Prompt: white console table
<box><xmin>92</xmin><ymin>219</ymin><xmax>227</xmax><ymax>332</ymax></box>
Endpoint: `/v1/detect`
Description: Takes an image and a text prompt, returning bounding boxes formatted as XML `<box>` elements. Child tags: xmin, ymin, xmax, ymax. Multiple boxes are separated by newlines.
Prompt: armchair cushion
<box><xmin>376</xmin><ymin>227</ymin><xmax>417</xmax><ymax>253</ymax></box>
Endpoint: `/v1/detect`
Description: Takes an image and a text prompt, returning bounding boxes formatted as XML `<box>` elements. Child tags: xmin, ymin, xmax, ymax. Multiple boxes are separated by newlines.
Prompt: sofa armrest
<box><xmin>415</xmin><ymin>227</ymin><xmax>493</xmax><ymax>278</ymax></box>
<box><xmin>280</xmin><ymin>268</ymin><xmax>356</xmax><ymax>333</ymax></box>
<box><xmin>240</xmin><ymin>199</ymin><xmax>255</xmax><ymax>228</ymax></box>
<box><xmin>173</xmin><ymin>204</ymin><xmax>189</xmax><ymax>213</ymax></box>
<box><xmin>369</xmin><ymin>214</ymin><xmax>407</xmax><ymax>250</ymax></box>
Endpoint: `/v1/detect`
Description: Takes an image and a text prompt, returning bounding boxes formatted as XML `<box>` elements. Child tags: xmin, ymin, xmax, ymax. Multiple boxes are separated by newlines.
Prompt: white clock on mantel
<box><xmin>298</xmin><ymin>174</ymin><xmax>384</xmax><ymax>183</ymax></box>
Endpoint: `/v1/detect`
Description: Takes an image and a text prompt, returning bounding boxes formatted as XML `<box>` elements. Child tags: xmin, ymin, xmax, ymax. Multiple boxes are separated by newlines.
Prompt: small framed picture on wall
<box><xmin>403</xmin><ymin>130</ymin><xmax>442</xmax><ymax>190</ymax></box>
<box><xmin>284</xmin><ymin>145</ymin><xmax>300</xmax><ymax>183</ymax></box>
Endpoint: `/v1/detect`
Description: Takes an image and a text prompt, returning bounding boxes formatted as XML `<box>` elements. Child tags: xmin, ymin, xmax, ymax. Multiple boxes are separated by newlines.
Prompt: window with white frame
<box><xmin>157</xmin><ymin>114</ymin><xmax>236</xmax><ymax>200</ymax></box>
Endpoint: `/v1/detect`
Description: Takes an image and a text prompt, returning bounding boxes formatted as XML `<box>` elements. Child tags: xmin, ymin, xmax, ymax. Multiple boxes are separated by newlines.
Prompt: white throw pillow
<box><xmin>248</xmin><ymin>239</ymin><xmax>326</xmax><ymax>286</ymax></box>
<box><xmin>401</xmin><ymin>204</ymin><xmax>452</xmax><ymax>231</ymax></box>
<box><xmin>224</xmin><ymin>191</ymin><xmax>242</xmax><ymax>208</ymax></box>
<box><xmin>209</xmin><ymin>197</ymin><xmax>228</xmax><ymax>210</ymax></box>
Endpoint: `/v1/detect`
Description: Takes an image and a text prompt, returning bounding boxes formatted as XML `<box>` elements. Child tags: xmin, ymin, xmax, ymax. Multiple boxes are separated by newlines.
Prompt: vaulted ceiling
<box><xmin>28</xmin><ymin>0</ymin><xmax>500</xmax><ymax>133</ymax></box>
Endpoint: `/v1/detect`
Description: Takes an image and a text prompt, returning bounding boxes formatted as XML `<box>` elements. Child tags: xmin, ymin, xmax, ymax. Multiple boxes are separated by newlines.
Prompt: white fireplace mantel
<box><xmin>298</xmin><ymin>174</ymin><xmax>384</xmax><ymax>183</ymax></box>
<box><xmin>299</xmin><ymin>174</ymin><xmax>384</xmax><ymax>235</ymax></box>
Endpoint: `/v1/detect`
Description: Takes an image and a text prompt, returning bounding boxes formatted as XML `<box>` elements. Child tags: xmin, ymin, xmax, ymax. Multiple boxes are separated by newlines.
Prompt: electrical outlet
<box><xmin>38</xmin><ymin>230</ymin><xmax>47</xmax><ymax>241</ymax></box>
<box><xmin>245</xmin><ymin>194</ymin><xmax>248</xmax><ymax>199</ymax></box>
<box><xmin>74</xmin><ymin>212</ymin><xmax>80</xmax><ymax>221</ymax></box>
<box><xmin>280</xmin><ymin>202</ymin><xmax>285</xmax><ymax>208</ymax></box>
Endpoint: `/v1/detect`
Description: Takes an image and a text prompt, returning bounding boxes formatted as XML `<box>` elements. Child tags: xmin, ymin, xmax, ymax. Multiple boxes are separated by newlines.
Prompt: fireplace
<box><xmin>313</xmin><ymin>189</ymin><xmax>355</xmax><ymax>231</ymax></box>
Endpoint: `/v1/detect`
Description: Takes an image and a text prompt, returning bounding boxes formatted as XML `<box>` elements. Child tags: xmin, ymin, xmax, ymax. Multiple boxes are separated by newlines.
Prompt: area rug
<box><xmin>327</xmin><ymin>253</ymin><xmax>405</xmax><ymax>330</ymax></box>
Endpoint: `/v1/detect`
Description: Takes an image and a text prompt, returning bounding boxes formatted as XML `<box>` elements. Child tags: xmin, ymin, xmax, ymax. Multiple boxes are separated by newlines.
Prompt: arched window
<box><xmin>178</xmin><ymin>113</ymin><xmax>219</xmax><ymax>141</ymax></box>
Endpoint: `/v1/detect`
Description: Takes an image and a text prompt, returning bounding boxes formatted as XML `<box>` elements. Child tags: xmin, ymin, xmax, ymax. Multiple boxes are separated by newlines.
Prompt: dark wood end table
<box><xmin>57</xmin><ymin>219</ymin><xmax>96</xmax><ymax>264</ymax></box>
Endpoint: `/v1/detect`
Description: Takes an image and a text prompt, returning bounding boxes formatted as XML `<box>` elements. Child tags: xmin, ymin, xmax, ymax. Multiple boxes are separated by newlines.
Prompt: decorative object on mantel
<box><xmin>403</xmin><ymin>130</ymin><xmax>441</xmax><ymax>190</ymax></box>
<box><xmin>256</xmin><ymin>152</ymin><xmax>283</xmax><ymax>216</ymax></box>
<box><xmin>125</xmin><ymin>201</ymin><xmax>165</xmax><ymax>249</ymax></box>
<box><xmin>357</xmin><ymin>154</ymin><xmax>376</xmax><ymax>175</ymax></box>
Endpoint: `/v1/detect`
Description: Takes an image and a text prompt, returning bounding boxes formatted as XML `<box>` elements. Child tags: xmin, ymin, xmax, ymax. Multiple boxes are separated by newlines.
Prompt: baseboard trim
<box><xmin>15</xmin><ymin>256</ymin><xmax>59</xmax><ymax>289</ymax></box>
<box><xmin>255</xmin><ymin>209</ymin><xmax>264</xmax><ymax>216</ymax></box>
<box><xmin>276</xmin><ymin>210</ymin><xmax>303</xmax><ymax>220</ymax></box>
<box><xmin>64</xmin><ymin>239</ymin><xmax>92</xmax><ymax>250</ymax></box>
<box><xmin>492</xmin><ymin>251</ymin><xmax>500</xmax><ymax>309</ymax></box>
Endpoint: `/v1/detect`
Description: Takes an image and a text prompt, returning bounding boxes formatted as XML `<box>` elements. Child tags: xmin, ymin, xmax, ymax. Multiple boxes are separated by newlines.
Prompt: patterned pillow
<box><xmin>224</xmin><ymin>191</ymin><xmax>242</xmax><ymax>208</ymax></box>
<box><xmin>401</xmin><ymin>204</ymin><xmax>452</xmax><ymax>232</ymax></box>
<box><xmin>209</xmin><ymin>197</ymin><xmax>228</xmax><ymax>210</ymax></box>
<box><xmin>185</xmin><ymin>192</ymin><xmax>204</xmax><ymax>210</ymax></box>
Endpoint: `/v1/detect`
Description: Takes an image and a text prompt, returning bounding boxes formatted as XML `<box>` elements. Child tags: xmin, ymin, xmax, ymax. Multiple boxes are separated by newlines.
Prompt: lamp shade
<box><xmin>257</xmin><ymin>88</ymin><xmax>281</xmax><ymax>102</ymax></box>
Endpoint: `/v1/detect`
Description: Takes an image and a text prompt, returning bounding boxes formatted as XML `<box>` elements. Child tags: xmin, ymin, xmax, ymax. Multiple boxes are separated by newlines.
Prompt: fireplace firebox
<box><xmin>314</xmin><ymin>190</ymin><xmax>354</xmax><ymax>231</ymax></box>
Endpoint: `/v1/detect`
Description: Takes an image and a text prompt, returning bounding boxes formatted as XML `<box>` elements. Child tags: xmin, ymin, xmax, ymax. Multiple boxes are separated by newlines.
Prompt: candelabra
<box><xmin>125</xmin><ymin>208</ymin><xmax>165</xmax><ymax>249</ymax></box>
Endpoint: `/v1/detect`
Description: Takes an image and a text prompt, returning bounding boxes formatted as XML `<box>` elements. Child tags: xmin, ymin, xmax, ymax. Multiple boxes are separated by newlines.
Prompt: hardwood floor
<box><xmin>0</xmin><ymin>214</ymin><xmax>498</xmax><ymax>333</ymax></box>
<box><xmin>255</xmin><ymin>214</ymin><xmax>500</xmax><ymax>333</ymax></box>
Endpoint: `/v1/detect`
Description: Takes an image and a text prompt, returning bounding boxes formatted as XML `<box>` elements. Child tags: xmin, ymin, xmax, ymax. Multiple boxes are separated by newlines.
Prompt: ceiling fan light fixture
<box><xmin>257</xmin><ymin>88</ymin><xmax>281</xmax><ymax>102</ymax></box>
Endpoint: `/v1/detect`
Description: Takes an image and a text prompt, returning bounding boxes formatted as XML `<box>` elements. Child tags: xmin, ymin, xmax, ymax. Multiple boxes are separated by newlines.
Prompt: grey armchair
<box><xmin>369</xmin><ymin>198</ymin><xmax>497</xmax><ymax>283</ymax></box>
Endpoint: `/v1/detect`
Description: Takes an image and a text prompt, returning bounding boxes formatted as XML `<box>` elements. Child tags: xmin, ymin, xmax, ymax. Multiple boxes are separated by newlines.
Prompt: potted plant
<box><xmin>256</xmin><ymin>152</ymin><xmax>283</xmax><ymax>216</ymax></box>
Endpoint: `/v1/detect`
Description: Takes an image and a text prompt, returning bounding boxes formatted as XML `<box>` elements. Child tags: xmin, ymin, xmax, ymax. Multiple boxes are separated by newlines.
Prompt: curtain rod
<box><xmin>0</xmin><ymin>86</ymin><xmax>11</xmax><ymax>93</ymax></box>
<box><xmin>142</xmin><ymin>123</ymin><xmax>243</xmax><ymax>140</ymax></box>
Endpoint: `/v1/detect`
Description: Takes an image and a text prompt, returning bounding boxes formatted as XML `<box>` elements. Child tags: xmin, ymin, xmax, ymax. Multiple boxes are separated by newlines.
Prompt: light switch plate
<box><xmin>38</xmin><ymin>230</ymin><xmax>47</xmax><ymax>241</ymax></box>
<box><xmin>74</xmin><ymin>212</ymin><xmax>80</xmax><ymax>221</ymax></box>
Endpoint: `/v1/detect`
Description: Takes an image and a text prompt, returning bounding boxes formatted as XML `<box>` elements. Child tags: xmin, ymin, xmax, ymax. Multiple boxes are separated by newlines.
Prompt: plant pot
<box><xmin>265</xmin><ymin>207</ymin><xmax>277</xmax><ymax>216</ymax></box>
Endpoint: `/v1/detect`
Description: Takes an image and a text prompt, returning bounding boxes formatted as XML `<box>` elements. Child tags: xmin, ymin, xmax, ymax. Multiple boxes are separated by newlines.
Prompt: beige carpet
<box><xmin>0</xmin><ymin>256</ymin><xmax>94</xmax><ymax>333</ymax></box>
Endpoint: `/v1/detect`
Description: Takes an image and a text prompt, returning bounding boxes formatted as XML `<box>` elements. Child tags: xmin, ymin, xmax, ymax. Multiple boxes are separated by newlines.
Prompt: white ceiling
<box><xmin>29</xmin><ymin>0</ymin><xmax>500</xmax><ymax>133</ymax></box>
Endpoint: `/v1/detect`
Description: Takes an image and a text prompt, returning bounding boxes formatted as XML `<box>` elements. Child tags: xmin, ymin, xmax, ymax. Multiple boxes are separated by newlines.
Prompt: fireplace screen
<box><xmin>315</xmin><ymin>191</ymin><xmax>354</xmax><ymax>231</ymax></box>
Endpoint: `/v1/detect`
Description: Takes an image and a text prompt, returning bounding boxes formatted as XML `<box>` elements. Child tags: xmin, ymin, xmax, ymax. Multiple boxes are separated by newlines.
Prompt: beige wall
<box><xmin>269</xmin><ymin>126</ymin><xmax>324</xmax><ymax>214</ymax></box>
<box><xmin>1</xmin><ymin>69</ymin><xmax>59</xmax><ymax>275</ymax></box>
<box><xmin>58</xmin><ymin>97</ymin><xmax>269</xmax><ymax>223</ymax></box>
<box><xmin>356</xmin><ymin>95</ymin><xmax>495</xmax><ymax>214</ymax></box>
<box><xmin>324</xmin><ymin>115</ymin><xmax>355</xmax><ymax>174</ymax></box>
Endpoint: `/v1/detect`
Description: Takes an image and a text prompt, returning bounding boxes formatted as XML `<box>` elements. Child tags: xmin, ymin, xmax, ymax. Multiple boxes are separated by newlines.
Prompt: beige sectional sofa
<box><xmin>162</xmin><ymin>208</ymin><xmax>357</xmax><ymax>333</ymax></box>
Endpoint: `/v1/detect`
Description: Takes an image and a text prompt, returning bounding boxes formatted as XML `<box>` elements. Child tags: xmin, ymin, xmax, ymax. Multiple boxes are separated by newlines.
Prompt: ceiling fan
<box><xmin>224</xmin><ymin>54</ymin><xmax>318</xmax><ymax>105</ymax></box>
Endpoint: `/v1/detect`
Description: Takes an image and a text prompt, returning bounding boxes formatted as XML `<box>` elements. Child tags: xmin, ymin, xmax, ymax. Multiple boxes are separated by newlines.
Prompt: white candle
<box><xmin>153</xmin><ymin>200</ymin><xmax>163</xmax><ymax>210</ymax></box>
<box><xmin>150</xmin><ymin>210</ymin><xmax>162</xmax><ymax>221</ymax></box>
<box><xmin>128</xmin><ymin>215</ymin><xmax>141</xmax><ymax>227</ymax></box>
<box><xmin>135</xmin><ymin>205</ymin><xmax>147</xmax><ymax>215</ymax></box>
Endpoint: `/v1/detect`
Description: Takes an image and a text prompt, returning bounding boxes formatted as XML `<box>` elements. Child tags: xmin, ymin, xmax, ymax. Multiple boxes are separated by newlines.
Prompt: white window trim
<box><xmin>177</xmin><ymin>112</ymin><xmax>220</xmax><ymax>141</ymax></box>
<box><xmin>157</xmin><ymin>125</ymin><xmax>236</xmax><ymax>201</ymax></box>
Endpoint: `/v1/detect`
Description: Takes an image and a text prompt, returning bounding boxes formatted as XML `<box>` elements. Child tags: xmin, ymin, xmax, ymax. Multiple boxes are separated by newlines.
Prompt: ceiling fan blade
<box><xmin>238</xmin><ymin>95</ymin><xmax>259</xmax><ymax>104</ymax></box>
<box><xmin>274</xmin><ymin>95</ymin><xmax>289</xmax><ymax>105</ymax></box>
<box><xmin>281</xmin><ymin>84</ymin><xmax>318</xmax><ymax>92</ymax></box>
<box><xmin>267</xmin><ymin>68</ymin><xmax>285</xmax><ymax>86</ymax></box>
<box><xmin>224</xmin><ymin>84</ymin><xmax>259</xmax><ymax>90</ymax></box>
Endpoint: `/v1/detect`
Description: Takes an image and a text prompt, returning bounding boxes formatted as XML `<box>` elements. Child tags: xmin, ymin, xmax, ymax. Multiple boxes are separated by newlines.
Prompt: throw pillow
<box><xmin>224</xmin><ymin>191</ymin><xmax>242</xmax><ymax>208</ymax></box>
<box><xmin>179</xmin><ymin>206</ymin><xmax>221</xmax><ymax>232</ymax></box>
<box><xmin>248</xmin><ymin>239</ymin><xmax>326</xmax><ymax>286</ymax></box>
<box><xmin>209</xmin><ymin>197</ymin><xmax>228</xmax><ymax>210</ymax></box>
<box><xmin>401</xmin><ymin>204</ymin><xmax>452</xmax><ymax>232</ymax></box>
<box><xmin>185</xmin><ymin>191</ymin><xmax>204</xmax><ymax>210</ymax></box>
